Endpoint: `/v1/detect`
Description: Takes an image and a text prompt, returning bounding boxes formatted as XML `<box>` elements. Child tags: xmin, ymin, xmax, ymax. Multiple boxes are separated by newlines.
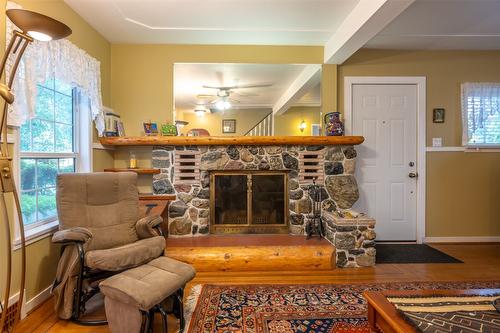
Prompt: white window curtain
<box><xmin>461</xmin><ymin>82</ymin><xmax>500</xmax><ymax>147</ymax></box>
<box><xmin>5</xmin><ymin>1</ymin><xmax>105</xmax><ymax>135</ymax></box>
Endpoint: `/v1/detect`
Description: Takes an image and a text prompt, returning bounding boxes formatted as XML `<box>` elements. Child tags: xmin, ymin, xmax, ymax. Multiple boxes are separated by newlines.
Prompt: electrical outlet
<box><xmin>432</xmin><ymin>137</ymin><xmax>442</xmax><ymax>147</ymax></box>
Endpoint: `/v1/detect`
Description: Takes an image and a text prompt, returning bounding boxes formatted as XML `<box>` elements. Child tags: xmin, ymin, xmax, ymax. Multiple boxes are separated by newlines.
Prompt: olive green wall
<box><xmin>426</xmin><ymin>152</ymin><xmax>500</xmax><ymax>237</ymax></box>
<box><xmin>338</xmin><ymin>49</ymin><xmax>500</xmax><ymax>237</ymax></box>
<box><xmin>0</xmin><ymin>0</ymin><xmax>111</xmax><ymax>303</ymax></box>
<box><xmin>110</xmin><ymin>44</ymin><xmax>335</xmax><ymax>136</ymax></box>
<box><xmin>274</xmin><ymin>106</ymin><xmax>321</xmax><ymax>136</ymax></box>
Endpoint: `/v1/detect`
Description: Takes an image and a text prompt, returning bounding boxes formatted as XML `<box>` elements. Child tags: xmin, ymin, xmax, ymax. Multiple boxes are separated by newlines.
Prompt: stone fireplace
<box><xmin>151</xmin><ymin>144</ymin><xmax>361</xmax><ymax>237</ymax></box>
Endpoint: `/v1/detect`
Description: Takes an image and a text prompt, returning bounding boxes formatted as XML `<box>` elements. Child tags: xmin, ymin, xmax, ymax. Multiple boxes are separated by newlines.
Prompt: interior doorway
<box><xmin>344</xmin><ymin>77</ymin><xmax>426</xmax><ymax>242</ymax></box>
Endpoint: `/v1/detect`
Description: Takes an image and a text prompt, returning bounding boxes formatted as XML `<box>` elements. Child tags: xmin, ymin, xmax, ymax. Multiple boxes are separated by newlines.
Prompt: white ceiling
<box><xmin>366</xmin><ymin>0</ymin><xmax>500</xmax><ymax>50</ymax></box>
<box><xmin>174</xmin><ymin>63</ymin><xmax>321</xmax><ymax>113</ymax></box>
<box><xmin>63</xmin><ymin>0</ymin><xmax>360</xmax><ymax>45</ymax></box>
<box><xmin>64</xmin><ymin>0</ymin><xmax>500</xmax><ymax>50</ymax></box>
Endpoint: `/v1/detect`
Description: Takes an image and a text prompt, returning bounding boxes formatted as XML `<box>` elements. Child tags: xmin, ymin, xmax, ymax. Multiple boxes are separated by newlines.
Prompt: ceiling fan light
<box><xmin>194</xmin><ymin>107</ymin><xmax>206</xmax><ymax>117</ymax></box>
<box><xmin>223</xmin><ymin>100</ymin><xmax>231</xmax><ymax>109</ymax></box>
<box><xmin>215</xmin><ymin>100</ymin><xmax>225</xmax><ymax>110</ymax></box>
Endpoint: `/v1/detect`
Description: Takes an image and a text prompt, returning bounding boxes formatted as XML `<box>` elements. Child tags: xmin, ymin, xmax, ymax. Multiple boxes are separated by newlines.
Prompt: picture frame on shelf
<box><xmin>117</xmin><ymin>121</ymin><xmax>125</xmax><ymax>136</ymax></box>
<box><xmin>222</xmin><ymin>119</ymin><xmax>236</xmax><ymax>134</ymax></box>
<box><xmin>143</xmin><ymin>122</ymin><xmax>158</xmax><ymax>136</ymax></box>
<box><xmin>161</xmin><ymin>123</ymin><xmax>177</xmax><ymax>136</ymax></box>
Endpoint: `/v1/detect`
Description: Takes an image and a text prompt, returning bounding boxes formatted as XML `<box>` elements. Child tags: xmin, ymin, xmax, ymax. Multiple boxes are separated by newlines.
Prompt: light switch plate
<box><xmin>432</xmin><ymin>137</ymin><xmax>442</xmax><ymax>147</ymax></box>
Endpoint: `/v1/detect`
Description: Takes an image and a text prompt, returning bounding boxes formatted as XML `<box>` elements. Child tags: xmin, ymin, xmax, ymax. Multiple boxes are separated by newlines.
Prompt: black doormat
<box><xmin>376</xmin><ymin>244</ymin><xmax>463</xmax><ymax>264</ymax></box>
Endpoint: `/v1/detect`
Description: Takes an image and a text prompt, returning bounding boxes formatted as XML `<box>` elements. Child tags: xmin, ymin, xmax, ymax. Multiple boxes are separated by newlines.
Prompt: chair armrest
<box><xmin>52</xmin><ymin>227</ymin><xmax>92</xmax><ymax>244</ymax></box>
<box><xmin>136</xmin><ymin>215</ymin><xmax>164</xmax><ymax>239</ymax></box>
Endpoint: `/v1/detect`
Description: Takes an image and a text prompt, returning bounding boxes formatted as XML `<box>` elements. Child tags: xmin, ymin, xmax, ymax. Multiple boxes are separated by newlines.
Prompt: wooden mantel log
<box><xmin>99</xmin><ymin>135</ymin><xmax>364</xmax><ymax>146</ymax></box>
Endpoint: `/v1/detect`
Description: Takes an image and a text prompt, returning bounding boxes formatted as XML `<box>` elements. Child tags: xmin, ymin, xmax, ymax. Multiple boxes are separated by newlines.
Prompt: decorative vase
<box><xmin>324</xmin><ymin>112</ymin><xmax>344</xmax><ymax>136</ymax></box>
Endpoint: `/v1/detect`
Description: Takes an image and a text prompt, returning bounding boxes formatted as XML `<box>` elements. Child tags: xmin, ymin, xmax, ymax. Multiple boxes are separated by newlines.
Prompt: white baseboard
<box><xmin>424</xmin><ymin>236</ymin><xmax>500</xmax><ymax>243</ymax></box>
<box><xmin>1</xmin><ymin>290</ymin><xmax>26</xmax><ymax>319</ymax></box>
<box><xmin>23</xmin><ymin>285</ymin><xmax>52</xmax><ymax>318</ymax></box>
<box><xmin>1</xmin><ymin>291</ymin><xmax>19</xmax><ymax>309</ymax></box>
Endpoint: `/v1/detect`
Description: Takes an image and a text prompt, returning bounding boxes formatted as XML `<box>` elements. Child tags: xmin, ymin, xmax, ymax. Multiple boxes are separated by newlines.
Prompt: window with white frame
<box><xmin>19</xmin><ymin>78</ymin><xmax>78</xmax><ymax>229</ymax></box>
<box><xmin>461</xmin><ymin>82</ymin><xmax>500</xmax><ymax>147</ymax></box>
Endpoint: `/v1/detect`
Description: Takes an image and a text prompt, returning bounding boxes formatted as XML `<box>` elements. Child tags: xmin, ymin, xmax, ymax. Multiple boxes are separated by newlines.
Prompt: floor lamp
<box><xmin>0</xmin><ymin>9</ymin><xmax>70</xmax><ymax>332</ymax></box>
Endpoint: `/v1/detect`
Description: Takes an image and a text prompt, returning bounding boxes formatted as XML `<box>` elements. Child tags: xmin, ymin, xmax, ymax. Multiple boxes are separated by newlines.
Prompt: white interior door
<box><xmin>351</xmin><ymin>84</ymin><xmax>417</xmax><ymax>241</ymax></box>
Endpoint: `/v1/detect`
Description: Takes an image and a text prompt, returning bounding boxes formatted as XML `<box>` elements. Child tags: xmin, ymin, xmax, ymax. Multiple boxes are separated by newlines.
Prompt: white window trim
<box><xmin>461</xmin><ymin>83</ymin><xmax>500</xmax><ymax>149</ymax></box>
<box><xmin>12</xmin><ymin>90</ymin><xmax>93</xmax><ymax>249</ymax></box>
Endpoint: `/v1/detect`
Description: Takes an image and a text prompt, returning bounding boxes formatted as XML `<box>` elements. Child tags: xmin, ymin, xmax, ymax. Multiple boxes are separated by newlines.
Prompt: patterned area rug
<box><xmin>186</xmin><ymin>281</ymin><xmax>500</xmax><ymax>333</ymax></box>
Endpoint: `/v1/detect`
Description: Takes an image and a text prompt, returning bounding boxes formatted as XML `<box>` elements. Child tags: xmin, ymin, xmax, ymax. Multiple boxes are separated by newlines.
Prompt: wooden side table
<box><xmin>364</xmin><ymin>289</ymin><xmax>500</xmax><ymax>333</ymax></box>
<box><xmin>139</xmin><ymin>194</ymin><xmax>175</xmax><ymax>236</ymax></box>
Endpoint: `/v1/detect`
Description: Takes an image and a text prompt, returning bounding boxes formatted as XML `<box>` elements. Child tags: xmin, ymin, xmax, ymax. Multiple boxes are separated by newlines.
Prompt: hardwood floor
<box><xmin>15</xmin><ymin>243</ymin><xmax>500</xmax><ymax>333</ymax></box>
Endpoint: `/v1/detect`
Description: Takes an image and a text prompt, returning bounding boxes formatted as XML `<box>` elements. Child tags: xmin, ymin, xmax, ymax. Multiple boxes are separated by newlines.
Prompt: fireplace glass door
<box><xmin>211</xmin><ymin>171</ymin><xmax>288</xmax><ymax>234</ymax></box>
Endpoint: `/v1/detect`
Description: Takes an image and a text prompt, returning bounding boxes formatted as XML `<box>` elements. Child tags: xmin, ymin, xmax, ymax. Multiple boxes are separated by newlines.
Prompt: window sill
<box><xmin>464</xmin><ymin>146</ymin><xmax>500</xmax><ymax>153</ymax></box>
<box><xmin>13</xmin><ymin>220</ymin><xmax>59</xmax><ymax>251</ymax></box>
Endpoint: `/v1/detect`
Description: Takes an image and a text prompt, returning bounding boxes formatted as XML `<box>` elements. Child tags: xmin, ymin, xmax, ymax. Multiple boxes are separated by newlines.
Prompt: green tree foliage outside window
<box><xmin>20</xmin><ymin>78</ymin><xmax>75</xmax><ymax>227</ymax></box>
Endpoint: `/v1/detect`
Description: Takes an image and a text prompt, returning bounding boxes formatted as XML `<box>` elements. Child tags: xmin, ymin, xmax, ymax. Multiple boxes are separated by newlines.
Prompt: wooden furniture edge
<box><xmin>364</xmin><ymin>291</ymin><xmax>416</xmax><ymax>333</ymax></box>
<box><xmin>99</xmin><ymin>135</ymin><xmax>365</xmax><ymax>146</ymax></box>
<box><xmin>364</xmin><ymin>288</ymin><xmax>500</xmax><ymax>333</ymax></box>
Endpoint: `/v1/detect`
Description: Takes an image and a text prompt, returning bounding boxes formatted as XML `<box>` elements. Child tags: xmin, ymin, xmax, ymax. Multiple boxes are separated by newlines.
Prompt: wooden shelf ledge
<box><xmin>99</xmin><ymin>135</ymin><xmax>364</xmax><ymax>147</ymax></box>
<box><xmin>104</xmin><ymin>168</ymin><xmax>160</xmax><ymax>174</ymax></box>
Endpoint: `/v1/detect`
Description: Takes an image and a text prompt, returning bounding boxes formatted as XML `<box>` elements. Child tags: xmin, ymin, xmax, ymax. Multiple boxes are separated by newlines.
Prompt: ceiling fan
<box><xmin>197</xmin><ymin>82</ymin><xmax>273</xmax><ymax>112</ymax></box>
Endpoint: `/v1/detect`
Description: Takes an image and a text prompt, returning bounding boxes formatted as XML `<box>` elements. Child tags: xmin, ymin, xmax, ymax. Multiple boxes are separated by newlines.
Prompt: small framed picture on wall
<box><xmin>222</xmin><ymin>119</ymin><xmax>236</xmax><ymax>133</ymax></box>
<box><xmin>433</xmin><ymin>108</ymin><xmax>445</xmax><ymax>123</ymax></box>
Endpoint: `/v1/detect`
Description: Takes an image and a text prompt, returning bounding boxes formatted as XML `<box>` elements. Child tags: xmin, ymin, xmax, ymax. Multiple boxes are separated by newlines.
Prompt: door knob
<box><xmin>409</xmin><ymin>172</ymin><xmax>418</xmax><ymax>178</ymax></box>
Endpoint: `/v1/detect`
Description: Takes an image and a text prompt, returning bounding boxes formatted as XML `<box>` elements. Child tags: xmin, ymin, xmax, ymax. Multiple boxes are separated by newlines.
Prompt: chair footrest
<box><xmin>99</xmin><ymin>256</ymin><xmax>195</xmax><ymax>333</ymax></box>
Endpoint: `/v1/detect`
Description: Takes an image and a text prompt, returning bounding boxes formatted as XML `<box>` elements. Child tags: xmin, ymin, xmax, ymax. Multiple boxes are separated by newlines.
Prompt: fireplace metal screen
<box><xmin>210</xmin><ymin>171</ymin><xmax>288</xmax><ymax>234</ymax></box>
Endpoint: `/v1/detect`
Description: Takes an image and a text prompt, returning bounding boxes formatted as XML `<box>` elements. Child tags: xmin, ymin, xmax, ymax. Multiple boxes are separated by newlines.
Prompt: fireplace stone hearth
<box><xmin>151</xmin><ymin>144</ymin><xmax>360</xmax><ymax>237</ymax></box>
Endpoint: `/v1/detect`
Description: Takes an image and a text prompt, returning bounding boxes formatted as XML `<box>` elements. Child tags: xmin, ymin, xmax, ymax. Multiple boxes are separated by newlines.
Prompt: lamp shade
<box><xmin>6</xmin><ymin>9</ymin><xmax>72</xmax><ymax>41</ymax></box>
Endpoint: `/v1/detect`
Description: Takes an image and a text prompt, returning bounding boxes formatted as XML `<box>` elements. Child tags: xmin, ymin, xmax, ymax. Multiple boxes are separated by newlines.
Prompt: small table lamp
<box><xmin>0</xmin><ymin>9</ymin><xmax>71</xmax><ymax>331</ymax></box>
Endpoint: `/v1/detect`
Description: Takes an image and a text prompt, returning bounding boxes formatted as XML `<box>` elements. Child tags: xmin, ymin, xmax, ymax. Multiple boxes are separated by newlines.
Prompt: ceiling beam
<box><xmin>272</xmin><ymin>65</ymin><xmax>321</xmax><ymax>116</ymax></box>
<box><xmin>324</xmin><ymin>0</ymin><xmax>415</xmax><ymax>64</ymax></box>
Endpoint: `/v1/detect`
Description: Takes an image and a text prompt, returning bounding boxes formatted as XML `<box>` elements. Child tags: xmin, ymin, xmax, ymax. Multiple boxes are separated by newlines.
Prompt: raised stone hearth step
<box><xmin>165</xmin><ymin>235</ymin><xmax>335</xmax><ymax>272</ymax></box>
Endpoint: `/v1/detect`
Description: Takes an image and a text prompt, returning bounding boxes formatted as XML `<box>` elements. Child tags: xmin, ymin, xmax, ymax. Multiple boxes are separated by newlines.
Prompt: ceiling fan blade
<box><xmin>202</xmin><ymin>85</ymin><xmax>232</xmax><ymax>90</ymax></box>
<box><xmin>196</xmin><ymin>94</ymin><xmax>216</xmax><ymax>99</ymax></box>
<box><xmin>228</xmin><ymin>98</ymin><xmax>240</xmax><ymax>103</ymax></box>
<box><xmin>231</xmin><ymin>83</ymin><xmax>273</xmax><ymax>89</ymax></box>
<box><xmin>232</xmin><ymin>91</ymin><xmax>259</xmax><ymax>97</ymax></box>
<box><xmin>203</xmin><ymin>83</ymin><xmax>273</xmax><ymax>90</ymax></box>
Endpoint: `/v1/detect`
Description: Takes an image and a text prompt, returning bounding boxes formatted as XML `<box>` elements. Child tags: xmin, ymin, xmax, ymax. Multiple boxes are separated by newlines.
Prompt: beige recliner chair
<box><xmin>51</xmin><ymin>172</ymin><xmax>166</xmax><ymax>324</ymax></box>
